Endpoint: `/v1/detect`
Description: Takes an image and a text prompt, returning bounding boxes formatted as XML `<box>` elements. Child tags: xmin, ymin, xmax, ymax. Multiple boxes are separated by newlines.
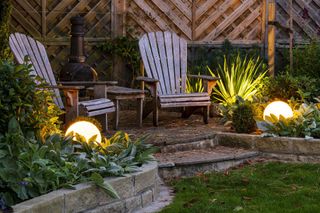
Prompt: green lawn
<box><xmin>161</xmin><ymin>162</ymin><xmax>320</xmax><ymax>213</ymax></box>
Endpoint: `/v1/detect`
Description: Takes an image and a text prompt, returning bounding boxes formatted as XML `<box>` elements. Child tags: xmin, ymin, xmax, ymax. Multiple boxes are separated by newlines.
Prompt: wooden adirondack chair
<box><xmin>138</xmin><ymin>31</ymin><xmax>219</xmax><ymax>126</ymax></box>
<box><xmin>9</xmin><ymin>33</ymin><xmax>115</xmax><ymax>131</ymax></box>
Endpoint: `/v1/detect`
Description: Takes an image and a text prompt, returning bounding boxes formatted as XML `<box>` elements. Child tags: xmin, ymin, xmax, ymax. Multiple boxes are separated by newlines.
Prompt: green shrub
<box><xmin>257</xmin><ymin>103</ymin><xmax>320</xmax><ymax>138</ymax></box>
<box><xmin>0</xmin><ymin>118</ymin><xmax>157</xmax><ymax>207</ymax></box>
<box><xmin>0</xmin><ymin>1</ymin><xmax>12</xmax><ymax>60</ymax></box>
<box><xmin>188</xmin><ymin>40</ymin><xmax>261</xmax><ymax>75</ymax></box>
<box><xmin>208</xmin><ymin>54</ymin><xmax>267</xmax><ymax>105</ymax></box>
<box><xmin>260</xmin><ymin>74</ymin><xmax>320</xmax><ymax>103</ymax></box>
<box><xmin>232</xmin><ymin>97</ymin><xmax>256</xmax><ymax>133</ymax></box>
<box><xmin>287</xmin><ymin>41</ymin><xmax>320</xmax><ymax>79</ymax></box>
<box><xmin>99</xmin><ymin>37</ymin><xmax>140</xmax><ymax>86</ymax></box>
<box><xmin>0</xmin><ymin>60</ymin><xmax>62</xmax><ymax>138</ymax></box>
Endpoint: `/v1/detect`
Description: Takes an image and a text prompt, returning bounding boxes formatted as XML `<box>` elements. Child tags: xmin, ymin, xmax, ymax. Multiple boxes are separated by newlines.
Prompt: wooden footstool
<box><xmin>107</xmin><ymin>86</ymin><xmax>145</xmax><ymax>129</ymax></box>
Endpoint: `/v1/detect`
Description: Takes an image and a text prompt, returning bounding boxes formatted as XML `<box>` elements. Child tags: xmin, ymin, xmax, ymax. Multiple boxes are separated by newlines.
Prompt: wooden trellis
<box><xmin>10</xmin><ymin>0</ymin><xmax>112</xmax><ymax>78</ymax></box>
<box><xmin>9</xmin><ymin>0</ymin><xmax>320</xmax><ymax>78</ymax></box>
<box><xmin>126</xmin><ymin>0</ymin><xmax>263</xmax><ymax>43</ymax></box>
<box><xmin>276</xmin><ymin>0</ymin><xmax>320</xmax><ymax>44</ymax></box>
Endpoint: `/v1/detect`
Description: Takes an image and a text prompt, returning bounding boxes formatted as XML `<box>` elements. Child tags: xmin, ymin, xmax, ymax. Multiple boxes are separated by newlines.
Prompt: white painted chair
<box><xmin>9</xmin><ymin>33</ymin><xmax>115</xmax><ymax>130</ymax></box>
<box><xmin>138</xmin><ymin>31</ymin><xmax>219</xmax><ymax>126</ymax></box>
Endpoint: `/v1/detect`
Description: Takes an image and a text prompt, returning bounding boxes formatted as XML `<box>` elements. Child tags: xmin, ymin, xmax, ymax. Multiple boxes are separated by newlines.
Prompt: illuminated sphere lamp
<box><xmin>65</xmin><ymin>121</ymin><xmax>102</xmax><ymax>143</ymax></box>
<box><xmin>263</xmin><ymin>101</ymin><xmax>293</xmax><ymax>120</ymax></box>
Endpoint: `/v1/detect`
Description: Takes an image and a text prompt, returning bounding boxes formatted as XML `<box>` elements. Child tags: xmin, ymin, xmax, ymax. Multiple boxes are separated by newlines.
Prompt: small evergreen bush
<box><xmin>232</xmin><ymin>97</ymin><xmax>256</xmax><ymax>133</ymax></box>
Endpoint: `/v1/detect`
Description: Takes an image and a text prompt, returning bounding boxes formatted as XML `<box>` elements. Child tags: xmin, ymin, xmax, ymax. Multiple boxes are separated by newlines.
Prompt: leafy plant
<box><xmin>259</xmin><ymin>74</ymin><xmax>320</xmax><ymax>103</ymax></box>
<box><xmin>257</xmin><ymin>103</ymin><xmax>320</xmax><ymax>138</ymax></box>
<box><xmin>99</xmin><ymin>37</ymin><xmax>140</xmax><ymax>86</ymax></box>
<box><xmin>0</xmin><ymin>118</ymin><xmax>157</xmax><ymax>207</ymax></box>
<box><xmin>232</xmin><ymin>97</ymin><xmax>256</xmax><ymax>133</ymax></box>
<box><xmin>286</xmin><ymin>41</ymin><xmax>320</xmax><ymax>79</ymax></box>
<box><xmin>0</xmin><ymin>1</ymin><xmax>12</xmax><ymax>60</ymax></box>
<box><xmin>208</xmin><ymin>54</ymin><xmax>267</xmax><ymax>105</ymax></box>
<box><xmin>0</xmin><ymin>59</ymin><xmax>62</xmax><ymax>138</ymax></box>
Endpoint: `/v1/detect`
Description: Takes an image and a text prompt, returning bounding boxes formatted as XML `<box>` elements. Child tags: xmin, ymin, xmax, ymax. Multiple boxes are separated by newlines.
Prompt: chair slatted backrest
<box><xmin>139</xmin><ymin>31</ymin><xmax>187</xmax><ymax>95</ymax></box>
<box><xmin>9</xmin><ymin>33</ymin><xmax>64</xmax><ymax>109</ymax></box>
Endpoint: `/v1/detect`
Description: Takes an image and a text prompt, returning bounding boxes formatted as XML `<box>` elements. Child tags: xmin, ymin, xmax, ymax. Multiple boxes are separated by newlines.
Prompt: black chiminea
<box><xmin>60</xmin><ymin>16</ymin><xmax>97</xmax><ymax>81</ymax></box>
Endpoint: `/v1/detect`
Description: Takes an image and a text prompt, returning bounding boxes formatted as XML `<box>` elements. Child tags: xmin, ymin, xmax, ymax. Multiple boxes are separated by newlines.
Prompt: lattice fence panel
<box><xmin>10</xmin><ymin>0</ymin><xmax>112</xmax><ymax>76</ymax></box>
<box><xmin>276</xmin><ymin>0</ymin><xmax>320</xmax><ymax>43</ymax></box>
<box><xmin>195</xmin><ymin>0</ymin><xmax>263</xmax><ymax>42</ymax></box>
<box><xmin>126</xmin><ymin>0</ymin><xmax>193</xmax><ymax>39</ymax></box>
<box><xmin>10</xmin><ymin>0</ymin><xmax>42</xmax><ymax>38</ymax></box>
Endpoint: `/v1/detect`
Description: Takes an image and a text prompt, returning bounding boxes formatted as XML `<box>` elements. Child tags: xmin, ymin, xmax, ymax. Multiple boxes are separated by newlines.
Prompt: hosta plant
<box><xmin>0</xmin><ymin>118</ymin><xmax>157</xmax><ymax>207</ymax></box>
<box><xmin>257</xmin><ymin>103</ymin><xmax>320</xmax><ymax>138</ymax></box>
<box><xmin>208</xmin><ymin>54</ymin><xmax>267</xmax><ymax>105</ymax></box>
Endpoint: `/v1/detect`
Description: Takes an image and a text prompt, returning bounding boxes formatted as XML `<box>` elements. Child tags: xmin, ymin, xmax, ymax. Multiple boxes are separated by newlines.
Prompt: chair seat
<box><xmin>159</xmin><ymin>93</ymin><xmax>211</xmax><ymax>108</ymax></box>
<box><xmin>79</xmin><ymin>98</ymin><xmax>115</xmax><ymax>117</ymax></box>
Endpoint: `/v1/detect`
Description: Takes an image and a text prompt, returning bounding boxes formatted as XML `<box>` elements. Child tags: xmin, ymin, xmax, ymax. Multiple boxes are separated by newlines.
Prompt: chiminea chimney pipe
<box><xmin>60</xmin><ymin>16</ymin><xmax>97</xmax><ymax>82</ymax></box>
<box><xmin>69</xmin><ymin>16</ymin><xmax>85</xmax><ymax>63</ymax></box>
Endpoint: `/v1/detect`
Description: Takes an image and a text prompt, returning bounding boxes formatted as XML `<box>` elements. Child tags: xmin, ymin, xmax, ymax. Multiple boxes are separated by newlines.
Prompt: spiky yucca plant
<box><xmin>186</xmin><ymin>74</ymin><xmax>204</xmax><ymax>93</ymax></box>
<box><xmin>208</xmin><ymin>55</ymin><xmax>267</xmax><ymax>105</ymax></box>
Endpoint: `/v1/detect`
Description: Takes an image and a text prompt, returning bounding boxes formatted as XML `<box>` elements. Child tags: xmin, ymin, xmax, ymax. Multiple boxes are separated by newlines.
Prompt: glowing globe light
<box><xmin>263</xmin><ymin>101</ymin><xmax>293</xmax><ymax>120</ymax></box>
<box><xmin>65</xmin><ymin>121</ymin><xmax>102</xmax><ymax>143</ymax></box>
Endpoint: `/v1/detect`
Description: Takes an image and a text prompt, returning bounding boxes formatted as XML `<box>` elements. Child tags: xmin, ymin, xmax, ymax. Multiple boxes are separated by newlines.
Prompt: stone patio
<box><xmin>107</xmin><ymin>109</ymin><xmax>229</xmax><ymax>145</ymax></box>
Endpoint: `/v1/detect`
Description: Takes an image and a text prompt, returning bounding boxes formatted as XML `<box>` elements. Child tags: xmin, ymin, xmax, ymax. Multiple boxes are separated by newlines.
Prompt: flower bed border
<box><xmin>216</xmin><ymin>132</ymin><xmax>320</xmax><ymax>162</ymax></box>
<box><xmin>13</xmin><ymin>162</ymin><xmax>159</xmax><ymax>213</ymax></box>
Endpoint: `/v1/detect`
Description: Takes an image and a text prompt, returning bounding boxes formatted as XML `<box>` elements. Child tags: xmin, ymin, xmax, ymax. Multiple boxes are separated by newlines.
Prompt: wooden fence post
<box><xmin>261</xmin><ymin>0</ymin><xmax>267</xmax><ymax>59</ymax></box>
<box><xmin>41</xmin><ymin>0</ymin><xmax>46</xmax><ymax>42</ymax></box>
<box><xmin>111</xmin><ymin>0</ymin><xmax>126</xmax><ymax>38</ymax></box>
<box><xmin>191</xmin><ymin>0</ymin><xmax>196</xmax><ymax>41</ymax></box>
<box><xmin>268</xmin><ymin>0</ymin><xmax>276</xmax><ymax>77</ymax></box>
<box><xmin>111</xmin><ymin>0</ymin><xmax>127</xmax><ymax>85</ymax></box>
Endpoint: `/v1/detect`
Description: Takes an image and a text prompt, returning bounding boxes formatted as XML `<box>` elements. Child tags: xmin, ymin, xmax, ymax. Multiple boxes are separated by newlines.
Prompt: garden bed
<box><xmin>13</xmin><ymin>162</ymin><xmax>159</xmax><ymax>213</ymax></box>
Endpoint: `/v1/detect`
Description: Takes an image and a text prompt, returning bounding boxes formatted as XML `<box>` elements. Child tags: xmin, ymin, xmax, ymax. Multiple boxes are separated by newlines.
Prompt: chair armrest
<box><xmin>58</xmin><ymin>81</ymin><xmax>118</xmax><ymax>86</ymax></box>
<box><xmin>46</xmin><ymin>85</ymin><xmax>85</xmax><ymax>90</ymax></box>
<box><xmin>136</xmin><ymin>76</ymin><xmax>159</xmax><ymax>83</ymax></box>
<box><xmin>188</xmin><ymin>74</ymin><xmax>220</xmax><ymax>81</ymax></box>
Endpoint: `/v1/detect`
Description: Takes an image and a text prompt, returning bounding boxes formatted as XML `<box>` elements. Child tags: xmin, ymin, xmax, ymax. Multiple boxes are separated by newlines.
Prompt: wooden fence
<box><xmin>10</xmin><ymin>0</ymin><xmax>320</xmax><ymax>80</ymax></box>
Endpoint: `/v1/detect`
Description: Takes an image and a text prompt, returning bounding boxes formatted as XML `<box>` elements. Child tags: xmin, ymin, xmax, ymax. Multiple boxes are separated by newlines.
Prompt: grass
<box><xmin>161</xmin><ymin>162</ymin><xmax>320</xmax><ymax>213</ymax></box>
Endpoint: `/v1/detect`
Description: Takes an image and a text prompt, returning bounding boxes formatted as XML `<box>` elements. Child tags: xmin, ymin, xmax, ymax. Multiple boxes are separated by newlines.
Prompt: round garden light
<box><xmin>65</xmin><ymin>121</ymin><xmax>102</xmax><ymax>143</ymax></box>
<box><xmin>263</xmin><ymin>101</ymin><xmax>293</xmax><ymax>120</ymax></box>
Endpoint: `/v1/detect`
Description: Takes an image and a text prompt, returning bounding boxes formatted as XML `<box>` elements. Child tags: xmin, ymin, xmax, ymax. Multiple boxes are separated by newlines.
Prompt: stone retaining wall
<box><xmin>216</xmin><ymin>132</ymin><xmax>320</xmax><ymax>162</ymax></box>
<box><xmin>13</xmin><ymin>162</ymin><xmax>159</xmax><ymax>213</ymax></box>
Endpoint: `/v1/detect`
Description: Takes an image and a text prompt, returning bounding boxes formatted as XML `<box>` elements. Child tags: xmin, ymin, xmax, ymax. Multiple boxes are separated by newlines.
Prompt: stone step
<box><xmin>158</xmin><ymin>133</ymin><xmax>219</xmax><ymax>153</ymax></box>
<box><xmin>155</xmin><ymin>146</ymin><xmax>259</xmax><ymax>180</ymax></box>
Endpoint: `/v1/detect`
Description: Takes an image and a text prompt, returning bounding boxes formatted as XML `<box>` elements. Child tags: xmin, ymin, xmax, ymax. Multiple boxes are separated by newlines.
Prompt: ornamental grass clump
<box><xmin>208</xmin><ymin>54</ymin><xmax>267</xmax><ymax>105</ymax></box>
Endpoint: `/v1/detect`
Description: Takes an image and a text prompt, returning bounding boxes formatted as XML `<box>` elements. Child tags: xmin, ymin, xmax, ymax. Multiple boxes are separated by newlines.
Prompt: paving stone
<box><xmin>64</xmin><ymin>183</ymin><xmax>100</xmax><ymax>213</ymax></box>
<box><xmin>134</xmin><ymin>162</ymin><xmax>158</xmax><ymax>194</ymax></box>
<box><xmin>125</xmin><ymin>195</ymin><xmax>142</xmax><ymax>213</ymax></box>
<box><xmin>86</xmin><ymin>201</ymin><xmax>125</xmax><ymax>213</ymax></box>
<box><xmin>99</xmin><ymin>175</ymin><xmax>134</xmax><ymax>205</ymax></box>
<box><xmin>13</xmin><ymin>190</ymin><xmax>66</xmax><ymax>213</ymax></box>
<box><xmin>141</xmin><ymin>190</ymin><xmax>153</xmax><ymax>207</ymax></box>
